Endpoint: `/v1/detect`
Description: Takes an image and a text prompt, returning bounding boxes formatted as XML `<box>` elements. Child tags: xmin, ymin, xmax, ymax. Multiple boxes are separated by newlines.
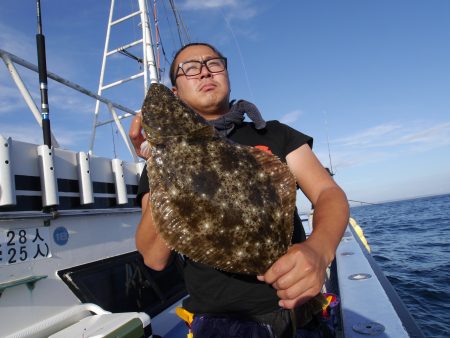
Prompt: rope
<box><xmin>168</xmin><ymin>0</ymin><xmax>190</xmax><ymax>46</ymax></box>
<box><xmin>176</xmin><ymin>4</ymin><xmax>191</xmax><ymax>44</ymax></box>
<box><xmin>168</xmin><ymin>0</ymin><xmax>183</xmax><ymax>46</ymax></box>
<box><xmin>220</xmin><ymin>9</ymin><xmax>254</xmax><ymax>101</ymax></box>
<box><xmin>161</xmin><ymin>0</ymin><xmax>179</xmax><ymax>53</ymax></box>
<box><xmin>152</xmin><ymin>0</ymin><xmax>161</xmax><ymax>81</ymax></box>
<box><xmin>147</xmin><ymin>0</ymin><xmax>172</xmax><ymax>80</ymax></box>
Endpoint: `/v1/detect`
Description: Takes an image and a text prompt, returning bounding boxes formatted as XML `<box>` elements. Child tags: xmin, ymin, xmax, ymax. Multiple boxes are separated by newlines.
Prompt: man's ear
<box><xmin>172</xmin><ymin>86</ymin><xmax>178</xmax><ymax>96</ymax></box>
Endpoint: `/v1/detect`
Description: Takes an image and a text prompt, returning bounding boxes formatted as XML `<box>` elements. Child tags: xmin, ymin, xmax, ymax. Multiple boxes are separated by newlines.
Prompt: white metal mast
<box><xmin>89</xmin><ymin>0</ymin><xmax>159</xmax><ymax>161</ymax></box>
<box><xmin>139</xmin><ymin>0</ymin><xmax>159</xmax><ymax>90</ymax></box>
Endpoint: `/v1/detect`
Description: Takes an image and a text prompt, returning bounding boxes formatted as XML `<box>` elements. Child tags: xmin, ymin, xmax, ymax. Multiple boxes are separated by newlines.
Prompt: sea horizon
<box><xmin>349</xmin><ymin>191</ymin><xmax>450</xmax><ymax>208</ymax></box>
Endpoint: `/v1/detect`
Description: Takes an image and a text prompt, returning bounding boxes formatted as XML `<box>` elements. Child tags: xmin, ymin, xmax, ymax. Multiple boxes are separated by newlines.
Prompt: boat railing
<box><xmin>335</xmin><ymin>220</ymin><xmax>425</xmax><ymax>337</ymax></box>
<box><xmin>0</xmin><ymin>131</ymin><xmax>144</xmax><ymax>214</ymax></box>
<box><xmin>2</xmin><ymin>302</ymin><xmax>150</xmax><ymax>338</ymax></box>
<box><xmin>0</xmin><ymin>48</ymin><xmax>147</xmax><ymax>215</ymax></box>
<box><xmin>0</xmin><ymin>48</ymin><xmax>139</xmax><ymax>162</ymax></box>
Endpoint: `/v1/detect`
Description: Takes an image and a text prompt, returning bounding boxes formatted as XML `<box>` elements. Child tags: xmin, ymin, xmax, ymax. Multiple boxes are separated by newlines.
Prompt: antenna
<box><xmin>220</xmin><ymin>9</ymin><xmax>254</xmax><ymax>102</ymax></box>
<box><xmin>323</xmin><ymin>110</ymin><xmax>334</xmax><ymax>176</ymax></box>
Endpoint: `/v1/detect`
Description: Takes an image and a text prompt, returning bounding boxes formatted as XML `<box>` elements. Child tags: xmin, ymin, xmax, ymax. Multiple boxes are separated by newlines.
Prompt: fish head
<box><xmin>141</xmin><ymin>83</ymin><xmax>214</xmax><ymax>143</ymax></box>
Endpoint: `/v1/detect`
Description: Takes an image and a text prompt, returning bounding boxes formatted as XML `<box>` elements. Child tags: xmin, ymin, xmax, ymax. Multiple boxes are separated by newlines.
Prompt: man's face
<box><xmin>172</xmin><ymin>45</ymin><xmax>230</xmax><ymax>120</ymax></box>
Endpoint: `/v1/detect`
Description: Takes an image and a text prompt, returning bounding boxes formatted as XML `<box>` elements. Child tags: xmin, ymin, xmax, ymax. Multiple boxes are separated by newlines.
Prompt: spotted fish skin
<box><xmin>141</xmin><ymin>83</ymin><xmax>297</xmax><ymax>275</ymax></box>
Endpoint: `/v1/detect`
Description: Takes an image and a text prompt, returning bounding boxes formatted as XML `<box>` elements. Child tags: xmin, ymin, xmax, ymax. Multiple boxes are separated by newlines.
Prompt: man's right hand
<box><xmin>129</xmin><ymin>113</ymin><xmax>150</xmax><ymax>159</ymax></box>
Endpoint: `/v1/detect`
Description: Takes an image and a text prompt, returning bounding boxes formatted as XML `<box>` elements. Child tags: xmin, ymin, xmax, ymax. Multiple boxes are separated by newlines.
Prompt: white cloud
<box><xmin>47</xmin><ymin>85</ymin><xmax>96</xmax><ymax>116</ymax></box>
<box><xmin>0</xmin><ymin>68</ymin><xmax>95</xmax><ymax>117</ymax></box>
<box><xmin>316</xmin><ymin>148</ymin><xmax>396</xmax><ymax>172</ymax></box>
<box><xmin>0</xmin><ymin>84</ymin><xmax>32</xmax><ymax>114</ymax></box>
<box><xmin>224</xmin><ymin>6</ymin><xmax>258</xmax><ymax>21</ymax></box>
<box><xmin>279</xmin><ymin>110</ymin><xmax>303</xmax><ymax>125</ymax></box>
<box><xmin>182</xmin><ymin>0</ymin><xmax>239</xmax><ymax>10</ymax></box>
<box><xmin>180</xmin><ymin>0</ymin><xmax>258</xmax><ymax>21</ymax></box>
<box><xmin>53</xmin><ymin>129</ymin><xmax>92</xmax><ymax>149</ymax></box>
<box><xmin>333</xmin><ymin>120</ymin><xmax>450</xmax><ymax>150</ymax></box>
<box><xmin>0</xmin><ymin>22</ymin><xmax>107</xmax><ymax>117</ymax></box>
<box><xmin>394</xmin><ymin>121</ymin><xmax>450</xmax><ymax>147</ymax></box>
<box><xmin>0</xmin><ymin>23</ymin><xmax>36</xmax><ymax>59</ymax></box>
<box><xmin>333</xmin><ymin>123</ymin><xmax>402</xmax><ymax>147</ymax></box>
<box><xmin>315</xmin><ymin>120</ymin><xmax>450</xmax><ymax>172</ymax></box>
<box><xmin>0</xmin><ymin>123</ymin><xmax>91</xmax><ymax>149</ymax></box>
<box><xmin>0</xmin><ymin>125</ymin><xmax>43</xmax><ymax>145</ymax></box>
<box><xmin>0</xmin><ymin>65</ymin><xmax>41</xmax><ymax>115</ymax></box>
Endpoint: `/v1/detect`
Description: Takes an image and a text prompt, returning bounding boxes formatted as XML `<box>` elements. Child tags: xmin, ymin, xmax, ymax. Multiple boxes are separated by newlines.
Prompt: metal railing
<box><xmin>0</xmin><ymin>48</ymin><xmax>139</xmax><ymax>162</ymax></box>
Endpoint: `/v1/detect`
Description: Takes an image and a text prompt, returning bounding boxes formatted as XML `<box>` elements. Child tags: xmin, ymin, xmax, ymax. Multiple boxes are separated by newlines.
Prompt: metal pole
<box><xmin>36</xmin><ymin>0</ymin><xmax>52</xmax><ymax>147</ymax></box>
<box><xmin>1</xmin><ymin>53</ymin><xmax>59</xmax><ymax>147</ymax></box>
<box><xmin>90</xmin><ymin>0</ymin><xmax>116</xmax><ymax>156</ymax></box>
<box><xmin>138</xmin><ymin>0</ymin><xmax>158</xmax><ymax>89</ymax></box>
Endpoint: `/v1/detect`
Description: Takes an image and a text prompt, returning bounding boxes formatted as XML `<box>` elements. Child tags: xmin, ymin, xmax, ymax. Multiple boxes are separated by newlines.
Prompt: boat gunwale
<box><xmin>347</xmin><ymin>224</ymin><xmax>425</xmax><ymax>338</ymax></box>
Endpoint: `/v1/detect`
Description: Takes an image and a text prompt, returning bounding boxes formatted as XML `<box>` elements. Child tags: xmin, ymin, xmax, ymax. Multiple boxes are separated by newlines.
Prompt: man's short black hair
<box><xmin>169</xmin><ymin>42</ymin><xmax>226</xmax><ymax>86</ymax></box>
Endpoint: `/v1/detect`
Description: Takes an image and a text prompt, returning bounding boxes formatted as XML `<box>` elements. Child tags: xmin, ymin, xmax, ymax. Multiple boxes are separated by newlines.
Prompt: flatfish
<box><xmin>141</xmin><ymin>83</ymin><xmax>296</xmax><ymax>275</ymax></box>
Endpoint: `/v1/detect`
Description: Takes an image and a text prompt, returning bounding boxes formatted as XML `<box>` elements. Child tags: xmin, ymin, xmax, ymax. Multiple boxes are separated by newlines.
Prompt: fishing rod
<box><xmin>36</xmin><ymin>0</ymin><xmax>51</xmax><ymax>147</ymax></box>
<box><xmin>348</xmin><ymin>199</ymin><xmax>378</xmax><ymax>206</ymax></box>
<box><xmin>36</xmin><ymin>0</ymin><xmax>59</xmax><ymax>214</ymax></box>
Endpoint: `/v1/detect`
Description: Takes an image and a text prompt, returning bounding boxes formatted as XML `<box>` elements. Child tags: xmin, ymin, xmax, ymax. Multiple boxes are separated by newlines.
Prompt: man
<box><xmin>130</xmin><ymin>42</ymin><xmax>349</xmax><ymax>337</ymax></box>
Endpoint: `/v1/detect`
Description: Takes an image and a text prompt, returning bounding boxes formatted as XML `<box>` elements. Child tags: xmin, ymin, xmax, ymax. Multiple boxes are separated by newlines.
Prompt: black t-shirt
<box><xmin>136</xmin><ymin>120</ymin><xmax>313</xmax><ymax>316</ymax></box>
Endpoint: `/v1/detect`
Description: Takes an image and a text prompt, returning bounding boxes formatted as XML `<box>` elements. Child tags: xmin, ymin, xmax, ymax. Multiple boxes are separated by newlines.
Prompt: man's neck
<box><xmin>196</xmin><ymin>105</ymin><xmax>230</xmax><ymax>121</ymax></box>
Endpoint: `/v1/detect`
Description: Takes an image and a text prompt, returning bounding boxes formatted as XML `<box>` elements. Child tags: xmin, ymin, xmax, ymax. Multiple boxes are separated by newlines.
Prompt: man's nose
<box><xmin>199</xmin><ymin>63</ymin><xmax>212</xmax><ymax>78</ymax></box>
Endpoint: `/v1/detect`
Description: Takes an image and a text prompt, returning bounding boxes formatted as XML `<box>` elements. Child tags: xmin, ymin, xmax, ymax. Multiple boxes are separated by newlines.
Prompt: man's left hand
<box><xmin>257</xmin><ymin>239</ymin><xmax>328</xmax><ymax>309</ymax></box>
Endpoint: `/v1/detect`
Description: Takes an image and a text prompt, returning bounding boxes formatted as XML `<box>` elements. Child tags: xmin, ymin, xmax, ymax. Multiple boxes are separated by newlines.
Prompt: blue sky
<box><xmin>1</xmin><ymin>0</ymin><xmax>449</xmax><ymax>208</ymax></box>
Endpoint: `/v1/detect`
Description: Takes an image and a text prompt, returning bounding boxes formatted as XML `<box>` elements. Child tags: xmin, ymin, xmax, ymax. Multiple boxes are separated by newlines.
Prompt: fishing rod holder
<box><xmin>111</xmin><ymin>158</ymin><xmax>128</xmax><ymax>205</ymax></box>
<box><xmin>76</xmin><ymin>152</ymin><xmax>94</xmax><ymax>205</ymax></box>
<box><xmin>37</xmin><ymin>144</ymin><xmax>59</xmax><ymax>208</ymax></box>
<box><xmin>0</xmin><ymin>135</ymin><xmax>16</xmax><ymax>206</ymax></box>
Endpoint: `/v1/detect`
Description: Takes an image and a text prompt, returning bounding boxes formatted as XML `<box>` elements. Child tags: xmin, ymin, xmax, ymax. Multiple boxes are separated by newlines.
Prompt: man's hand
<box><xmin>129</xmin><ymin>113</ymin><xmax>150</xmax><ymax>159</ymax></box>
<box><xmin>257</xmin><ymin>238</ymin><xmax>328</xmax><ymax>309</ymax></box>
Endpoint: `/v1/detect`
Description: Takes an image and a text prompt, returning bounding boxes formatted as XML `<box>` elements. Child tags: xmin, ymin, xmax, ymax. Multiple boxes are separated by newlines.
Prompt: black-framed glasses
<box><xmin>176</xmin><ymin>57</ymin><xmax>227</xmax><ymax>78</ymax></box>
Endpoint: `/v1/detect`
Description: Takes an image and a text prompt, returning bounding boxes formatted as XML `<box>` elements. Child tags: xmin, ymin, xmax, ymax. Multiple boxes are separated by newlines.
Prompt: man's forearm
<box><xmin>308</xmin><ymin>186</ymin><xmax>349</xmax><ymax>265</ymax></box>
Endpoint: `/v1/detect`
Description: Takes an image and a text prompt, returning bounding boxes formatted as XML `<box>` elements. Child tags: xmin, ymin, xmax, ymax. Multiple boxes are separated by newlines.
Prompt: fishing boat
<box><xmin>0</xmin><ymin>1</ymin><xmax>425</xmax><ymax>337</ymax></box>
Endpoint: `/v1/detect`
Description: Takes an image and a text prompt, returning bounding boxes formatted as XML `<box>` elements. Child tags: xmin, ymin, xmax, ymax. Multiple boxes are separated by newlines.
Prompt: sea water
<box><xmin>350</xmin><ymin>193</ymin><xmax>450</xmax><ymax>337</ymax></box>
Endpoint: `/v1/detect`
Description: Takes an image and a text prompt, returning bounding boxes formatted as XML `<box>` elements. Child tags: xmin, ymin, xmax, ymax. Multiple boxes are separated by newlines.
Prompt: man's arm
<box><xmin>136</xmin><ymin>193</ymin><xmax>172</xmax><ymax>270</ymax></box>
<box><xmin>258</xmin><ymin>144</ymin><xmax>349</xmax><ymax>309</ymax></box>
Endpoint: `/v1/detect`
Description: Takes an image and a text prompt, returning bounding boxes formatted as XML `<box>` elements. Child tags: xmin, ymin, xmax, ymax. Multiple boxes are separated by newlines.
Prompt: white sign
<box><xmin>0</xmin><ymin>227</ymin><xmax>52</xmax><ymax>265</ymax></box>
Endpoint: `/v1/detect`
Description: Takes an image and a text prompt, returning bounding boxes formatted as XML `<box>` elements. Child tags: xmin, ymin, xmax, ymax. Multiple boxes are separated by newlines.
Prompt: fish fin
<box><xmin>187</xmin><ymin>124</ymin><xmax>216</xmax><ymax>139</ymax></box>
<box><xmin>246</xmin><ymin>146</ymin><xmax>297</xmax><ymax>244</ymax></box>
<box><xmin>247</xmin><ymin>146</ymin><xmax>297</xmax><ymax>205</ymax></box>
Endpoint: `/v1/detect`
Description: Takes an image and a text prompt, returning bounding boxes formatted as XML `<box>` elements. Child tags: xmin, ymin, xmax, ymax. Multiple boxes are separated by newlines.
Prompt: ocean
<box><xmin>350</xmin><ymin>193</ymin><xmax>450</xmax><ymax>338</ymax></box>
